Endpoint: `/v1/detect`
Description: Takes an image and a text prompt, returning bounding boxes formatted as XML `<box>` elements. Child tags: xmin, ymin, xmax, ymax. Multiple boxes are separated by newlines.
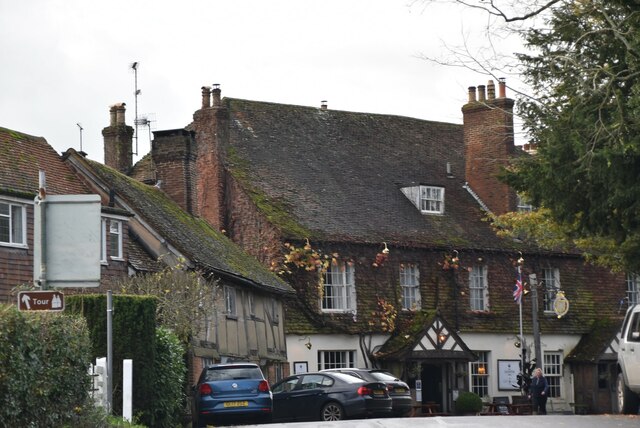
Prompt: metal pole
<box><xmin>107</xmin><ymin>290</ymin><xmax>113</xmax><ymax>414</ymax></box>
<box><xmin>529</xmin><ymin>274</ymin><xmax>542</xmax><ymax>368</ymax></box>
<box><xmin>37</xmin><ymin>170</ymin><xmax>47</xmax><ymax>290</ymax></box>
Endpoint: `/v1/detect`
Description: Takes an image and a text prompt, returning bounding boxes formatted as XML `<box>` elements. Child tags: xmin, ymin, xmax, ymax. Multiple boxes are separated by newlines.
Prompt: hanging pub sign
<box><xmin>553</xmin><ymin>291</ymin><xmax>570</xmax><ymax>318</ymax></box>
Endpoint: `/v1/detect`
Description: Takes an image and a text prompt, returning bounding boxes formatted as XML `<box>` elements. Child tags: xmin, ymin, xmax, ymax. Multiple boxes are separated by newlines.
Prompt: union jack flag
<box><xmin>513</xmin><ymin>266</ymin><xmax>523</xmax><ymax>303</ymax></box>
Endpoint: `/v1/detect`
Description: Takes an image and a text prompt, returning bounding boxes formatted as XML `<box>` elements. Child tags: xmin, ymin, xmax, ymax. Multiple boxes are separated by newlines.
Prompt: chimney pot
<box><xmin>109</xmin><ymin>105</ymin><xmax>117</xmax><ymax>126</ymax></box>
<box><xmin>115</xmin><ymin>103</ymin><xmax>127</xmax><ymax>125</ymax></box>
<box><xmin>468</xmin><ymin>86</ymin><xmax>477</xmax><ymax>103</ymax></box>
<box><xmin>478</xmin><ymin>85</ymin><xmax>486</xmax><ymax>102</ymax></box>
<box><xmin>487</xmin><ymin>80</ymin><xmax>495</xmax><ymax>100</ymax></box>
<box><xmin>498</xmin><ymin>78</ymin><xmax>507</xmax><ymax>98</ymax></box>
<box><xmin>212</xmin><ymin>84</ymin><xmax>221</xmax><ymax>108</ymax></box>
<box><xmin>201</xmin><ymin>86</ymin><xmax>211</xmax><ymax>109</ymax></box>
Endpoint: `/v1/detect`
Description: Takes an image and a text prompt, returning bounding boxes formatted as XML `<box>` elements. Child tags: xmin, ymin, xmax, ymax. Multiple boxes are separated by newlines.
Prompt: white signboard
<box><xmin>33</xmin><ymin>194</ymin><xmax>101</xmax><ymax>288</ymax></box>
<box><xmin>498</xmin><ymin>359</ymin><xmax>520</xmax><ymax>390</ymax></box>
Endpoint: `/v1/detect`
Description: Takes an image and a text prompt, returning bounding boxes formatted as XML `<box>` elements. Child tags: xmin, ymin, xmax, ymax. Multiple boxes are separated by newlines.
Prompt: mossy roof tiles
<box><xmin>222</xmin><ymin>98</ymin><xmax>521</xmax><ymax>251</ymax></box>
<box><xmin>0</xmin><ymin>127</ymin><xmax>89</xmax><ymax>197</ymax></box>
<box><xmin>85</xmin><ymin>158</ymin><xmax>293</xmax><ymax>295</ymax></box>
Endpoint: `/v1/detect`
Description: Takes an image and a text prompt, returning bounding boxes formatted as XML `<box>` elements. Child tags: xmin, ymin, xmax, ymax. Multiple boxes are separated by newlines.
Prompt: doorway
<box><xmin>421</xmin><ymin>364</ymin><xmax>444</xmax><ymax>409</ymax></box>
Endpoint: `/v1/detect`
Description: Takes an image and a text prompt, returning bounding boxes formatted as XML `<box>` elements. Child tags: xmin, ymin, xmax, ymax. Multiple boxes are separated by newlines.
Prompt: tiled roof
<box><xmin>127</xmin><ymin>237</ymin><xmax>164</xmax><ymax>273</ymax></box>
<box><xmin>565</xmin><ymin>317</ymin><xmax>623</xmax><ymax>363</ymax></box>
<box><xmin>81</xmin><ymin>155</ymin><xmax>293</xmax><ymax>295</ymax></box>
<box><xmin>223</xmin><ymin>99</ymin><xmax>519</xmax><ymax>251</ymax></box>
<box><xmin>0</xmin><ymin>127</ymin><xmax>89</xmax><ymax>197</ymax></box>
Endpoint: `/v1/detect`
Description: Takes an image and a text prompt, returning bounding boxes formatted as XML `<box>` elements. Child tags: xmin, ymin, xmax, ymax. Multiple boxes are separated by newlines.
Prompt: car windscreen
<box><xmin>369</xmin><ymin>371</ymin><xmax>400</xmax><ymax>382</ymax></box>
<box><xmin>205</xmin><ymin>366</ymin><xmax>263</xmax><ymax>381</ymax></box>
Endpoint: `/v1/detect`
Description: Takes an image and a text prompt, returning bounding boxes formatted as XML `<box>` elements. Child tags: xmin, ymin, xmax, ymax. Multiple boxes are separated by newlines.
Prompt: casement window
<box><xmin>543</xmin><ymin>352</ymin><xmax>563</xmax><ymax>398</ymax></box>
<box><xmin>420</xmin><ymin>186</ymin><xmax>444</xmax><ymax>214</ymax></box>
<box><xmin>0</xmin><ymin>201</ymin><xmax>26</xmax><ymax>246</ymax></box>
<box><xmin>400</xmin><ymin>185</ymin><xmax>445</xmax><ymax>215</ymax></box>
<box><xmin>224</xmin><ymin>286</ymin><xmax>237</xmax><ymax>317</ymax></box>
<box><xmin>626</xmin><ymin>273</ymin><xmax>639</xmax><ymax>306</ymax></box>
<box><xmin>317</xmin><ymin>350</ymin><xmax>356</xmax><ymax>370</ymax></box>
<box><xmin>400</xmin><ymin>263</ymin><xmax>421</xmax><ymax>310</ymax></box>
<box><xmin>469</xmin><ymin>265</ymin><xmax>488</xmax><ymax>311</ymax></box>
<box><xmin>470</xmin><ymin>351</ymin><xmax>489</xmax><ymax>397</ymax></box>
<box><xmin>542</xmin><ymin>268</ymin><xmax>561</xmax><ymax>312</ymax></box>
<box><xmin>248</xmin><ymin>293</ymin><xmax>255</xmax><ymax>317</ymax></box>
<box><xmin>109</xmin><ymin>220</ymin><xmax>123</xmax><ymax>260</ymax></box>
<box><xmin>322</xmin><ymin>260</ymin><xmax>356</xmax><ymax>312</ymax></box>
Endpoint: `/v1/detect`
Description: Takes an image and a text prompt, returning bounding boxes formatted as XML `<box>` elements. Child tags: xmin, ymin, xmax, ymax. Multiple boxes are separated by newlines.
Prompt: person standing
<box><xmin>529</xmin><ymin>368</ymin><xmax>549</xmax><ymax>414</ymax></box>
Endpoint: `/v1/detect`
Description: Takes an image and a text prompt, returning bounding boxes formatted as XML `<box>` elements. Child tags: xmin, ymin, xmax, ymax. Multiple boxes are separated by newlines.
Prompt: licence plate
<box><xmin>395</xmin><ymin>387</ymin><xmax>406</xmax><ymax>393</ymax></box>
<box><xmin>373</xmin><ymin>390</ymin><xmax>385</xmax><ymax>396</ymax></box>
<box><xmin>223</xmin><ymin>401</ymin><xmax>248</xmax><ymax>408</ymax></box>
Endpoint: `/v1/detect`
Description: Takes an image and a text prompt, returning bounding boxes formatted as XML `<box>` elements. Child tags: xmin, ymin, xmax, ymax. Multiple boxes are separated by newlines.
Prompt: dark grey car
<box><xmin>271</xmin><ymin>371</ymin><xmax>392</xmax><ymax>422</ymax></box>
<box><xmin>321</xmin><ymin>368</ymin><xmax>412</xmax><ymax>416</ymax></box>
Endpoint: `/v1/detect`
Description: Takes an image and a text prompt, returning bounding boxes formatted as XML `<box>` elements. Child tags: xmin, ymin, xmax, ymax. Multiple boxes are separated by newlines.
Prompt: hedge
<box><xmin>66</xmin><ymin>294</ymin><xmax>156</xmax><ymax>425</ymax></box>
<box><xmin>0</xmin><ymin>304</ymin><xmax>92</xmax><ymax>427</ymax></box>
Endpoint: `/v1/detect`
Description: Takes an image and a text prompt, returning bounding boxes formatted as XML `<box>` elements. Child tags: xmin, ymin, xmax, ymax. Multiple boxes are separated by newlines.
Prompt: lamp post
<box><xmin>528</xmin><ymin>274</ymin><xmax>543</xmax><ymax>368</ymax></box>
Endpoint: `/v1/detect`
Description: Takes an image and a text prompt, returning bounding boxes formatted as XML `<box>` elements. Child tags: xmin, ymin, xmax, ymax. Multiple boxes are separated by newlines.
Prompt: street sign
<box><xmin>17</xmin><ymin>291</ymin><xmax>64</xmax><ymax>312</ymax></box>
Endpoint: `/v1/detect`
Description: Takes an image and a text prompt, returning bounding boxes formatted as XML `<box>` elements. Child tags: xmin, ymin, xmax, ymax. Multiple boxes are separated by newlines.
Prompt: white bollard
<box><xmin>123</xmin><ymin>359</ymin><xmax>133</xmax><ymax>422</ymax></box>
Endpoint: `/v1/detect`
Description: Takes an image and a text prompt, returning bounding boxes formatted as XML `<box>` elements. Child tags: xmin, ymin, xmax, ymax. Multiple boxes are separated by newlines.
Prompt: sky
<box><xmin>0</xmin><ymin>0</ymin><xmax>526</xmax><ymax>164</ymax></box>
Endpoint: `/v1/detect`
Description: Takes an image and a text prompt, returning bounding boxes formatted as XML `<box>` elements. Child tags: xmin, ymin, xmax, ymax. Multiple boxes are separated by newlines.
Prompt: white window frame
<box><xmin>0</xmin><ymin>200</ymin><xmax>27</xmax><ymax>247</ymax></box>
<box><xmin>626</xmin><ymin>273</ymin><xmax>639</xmax><ymax>306</ymax></box>
<box><xmin>224</xmin><ymin>286</ymin><xmax>237</xmax><ymax>317</ymax></box>
<box><xmin>543</xmin><ymin>268</ymin><xmax>561</xmax><ymax>312</ymax></box>
<box><xmin>470</xmin><ymin>351</ymin><xmax>490</xmax><ymax>398</ymax></box>
<box><xmin>419</xmin><ymin>186</ymin><xmax>445</xmax><ymax>214</ymax></box>
<box><xmin>100</xmin><ymin>218</ymin><xmax>107</xmax><ymax>263</ymax></box>
<box><xmin>317</xmin><ymin>350</ymin><xmax>356</xmax><ymax>370</ymax></box>
<box><xmin>322</xmin><ymin>260</ymin><xmax>356</xmax><ymax>312</ymax></box>
<box><xmin>469</xmin><ymin>265</ymin><xmax>489</xmax><ymax>311</ymax></box>
<box><xmin>543</xmin><ymin>352</ymin><xmax>563</xmax><ymax>398</ymax></box>
<box><xmin>400</xmin><ymin>263</ymin><xmax>421</xmax><ymax>310</ymax></box>
<box><xmin>109</xmin><ymin>219</ymin><xmax>123</xmax><ymax>260</ymax></box>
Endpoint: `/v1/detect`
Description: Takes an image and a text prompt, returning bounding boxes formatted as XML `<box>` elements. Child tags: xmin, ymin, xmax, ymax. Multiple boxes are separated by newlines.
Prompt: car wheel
<box><xmin>617</xmin><ymin>372</ymin><xmax>640</xmax><ymax>414</ymax></box>
<box><xmin>321</xmin><ymin>401</ymin><xmax>344</xmax><ymax>421</ymax></box>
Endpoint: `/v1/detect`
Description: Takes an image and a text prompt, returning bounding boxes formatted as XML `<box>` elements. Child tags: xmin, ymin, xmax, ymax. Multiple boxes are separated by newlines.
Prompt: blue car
<box><xmin>192</xmin><ymin>363</ymin><xmax>272</xmax><ymax>427</ymax></box>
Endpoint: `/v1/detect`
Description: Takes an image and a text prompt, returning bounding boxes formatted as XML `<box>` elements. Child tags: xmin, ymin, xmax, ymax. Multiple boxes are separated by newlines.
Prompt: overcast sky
<box><xmin>0</xmin><ymin>0</ymin><xmax>526</xmax><ymax>164</ymax></box>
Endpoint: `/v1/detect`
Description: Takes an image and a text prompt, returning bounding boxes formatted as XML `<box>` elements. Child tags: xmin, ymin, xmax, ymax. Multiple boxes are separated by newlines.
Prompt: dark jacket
<box><xmin>530</xmin><ymin>375</ymin><xmax>549</xmax><ymax>397</ymax></box>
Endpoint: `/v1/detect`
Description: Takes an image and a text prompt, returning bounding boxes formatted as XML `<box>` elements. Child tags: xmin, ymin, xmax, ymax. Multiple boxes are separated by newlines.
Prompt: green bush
<box><xmin>455</xmin><ymin>391</ymin><xmax>483</xmax><ymax>414</ymax></box>
<box><xmin>148</xmin><ymin>327</ymin><xmax>187</xmax><ymax>427</ymax></box>
<box><xmin>66</xmin><ymin>294</ymin><xmax>156</xmax><ymax>425</ymax></box>
<box><xmin>0</xmin><ymin>304</ymin><xmax>92</xmax><ymax>427</ymax></box>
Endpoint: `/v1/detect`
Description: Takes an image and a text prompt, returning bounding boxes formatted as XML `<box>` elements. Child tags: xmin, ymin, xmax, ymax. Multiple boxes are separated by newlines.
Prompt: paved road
<box><xmin>238</xmin><ymin>415</ymin><xmax>639</xmax><ymax>428</ymax></box>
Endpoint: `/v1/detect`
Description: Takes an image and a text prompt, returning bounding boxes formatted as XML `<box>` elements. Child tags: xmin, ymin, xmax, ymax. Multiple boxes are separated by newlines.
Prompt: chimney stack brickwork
<box><xmin>103</xmin><ymin>103</ymin><xmax>134</xmax><ymax>174</ymax></box>
<box><xmin>191</xmin><ymin>86</ymin><xmax>229</xmax><ymax>229</ymax></box>
<box><xmin>151</xmin><ymin>129</ymin><xmax>197</xmax><ymax>214</ymax></box>
<box><xmin>462</xmin><ymin>79</ymin><xmax>516</xmax><ymax>215</ymax></box>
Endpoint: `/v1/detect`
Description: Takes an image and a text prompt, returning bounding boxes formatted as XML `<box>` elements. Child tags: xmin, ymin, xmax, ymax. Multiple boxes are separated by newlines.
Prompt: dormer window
<box><xmin>401</xmin><ymin>185</ymin><xmax>445</xmax><ymax>215</ymax></box>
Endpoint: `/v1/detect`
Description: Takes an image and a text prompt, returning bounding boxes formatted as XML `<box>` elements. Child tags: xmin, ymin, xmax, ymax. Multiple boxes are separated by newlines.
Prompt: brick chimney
<box><xmin>462</xmin><ymin>78</ymin><xmax>516</xmax><ymax>215</ymax></box>
<box><xmin>191</xmin><ymin>84</ymin><xmax>229</xmax><ymax>229</ymax></box>
<box><xmin>102</xmin><ymin>103</ymin><xmax>134</xmax><ymax>173</ymax></box>
<box><xmin>151</xmin><ymin>129</ymin><xmax>197</xmax><ymax>214</ymax></box>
